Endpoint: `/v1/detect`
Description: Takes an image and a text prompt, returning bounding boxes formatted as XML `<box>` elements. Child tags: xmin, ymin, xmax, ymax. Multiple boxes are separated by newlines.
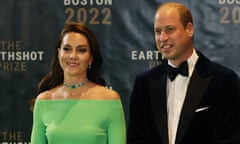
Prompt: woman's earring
<box><xmin>88</xmin><ymin>64</ymin><xmax>92</xmax><ymax>69</ymax></box>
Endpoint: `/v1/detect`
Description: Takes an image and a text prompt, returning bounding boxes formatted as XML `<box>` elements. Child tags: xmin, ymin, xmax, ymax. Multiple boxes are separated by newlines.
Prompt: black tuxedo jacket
<box><xmin>127</xmin><ymin>52</ymin><xmax>240</xmax><ymax>144</ymax></box>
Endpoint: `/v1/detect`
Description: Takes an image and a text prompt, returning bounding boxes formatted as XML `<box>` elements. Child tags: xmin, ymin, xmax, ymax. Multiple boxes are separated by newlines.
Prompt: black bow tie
<box><xmin>167</xmin><ymin>61</ymin><xmax>189</xmax><ymax>81</ymax></box>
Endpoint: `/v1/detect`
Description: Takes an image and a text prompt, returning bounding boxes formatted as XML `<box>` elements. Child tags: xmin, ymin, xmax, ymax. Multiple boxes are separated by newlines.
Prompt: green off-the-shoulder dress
<box><xmin>31</xmin><ymin>99</ymin><xmax>126</xmax><ymax>144</ymax></box>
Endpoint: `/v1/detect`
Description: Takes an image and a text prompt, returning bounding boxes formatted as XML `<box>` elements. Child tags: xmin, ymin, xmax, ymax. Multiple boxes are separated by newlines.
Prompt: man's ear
<box><xmin>186</xmin><ymin>22</ymin><xmax>194</xmax><ymax>37</ymax></box>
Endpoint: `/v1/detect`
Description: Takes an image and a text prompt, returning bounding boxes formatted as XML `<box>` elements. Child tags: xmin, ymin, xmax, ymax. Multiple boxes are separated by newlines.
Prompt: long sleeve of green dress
<box><xmin>31</xmin><ymin>99</ymin><xmax>126</xmax><ymax>144</ymax></box>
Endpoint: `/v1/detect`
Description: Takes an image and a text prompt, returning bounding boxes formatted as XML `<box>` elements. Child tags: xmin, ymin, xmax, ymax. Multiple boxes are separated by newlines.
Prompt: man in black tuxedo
<box><xmin>127</xmin><ymin>2</ymin><xmax>240</xmax><ymax>144</ymax></box>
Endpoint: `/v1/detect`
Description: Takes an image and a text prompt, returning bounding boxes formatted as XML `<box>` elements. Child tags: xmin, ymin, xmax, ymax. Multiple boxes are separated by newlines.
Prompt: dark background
<box><xmin>0</xmin><ymin>0</ymin><xmax>239</xmax><ymax>142</ymax></box>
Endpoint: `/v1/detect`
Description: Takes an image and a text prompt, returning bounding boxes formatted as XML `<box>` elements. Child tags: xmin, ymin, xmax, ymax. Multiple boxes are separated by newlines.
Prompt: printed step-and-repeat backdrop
<box><xmin>0</xmin><ymin>0</ymin><xmax>239</xmax><ymax>143</ymax></box>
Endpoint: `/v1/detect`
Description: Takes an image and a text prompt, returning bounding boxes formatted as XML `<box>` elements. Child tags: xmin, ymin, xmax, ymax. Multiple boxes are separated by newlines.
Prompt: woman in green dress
<box><xmin>30</xmin><ymin>22</ymin><xmax>126</xmax><ymax>144</ymax></box>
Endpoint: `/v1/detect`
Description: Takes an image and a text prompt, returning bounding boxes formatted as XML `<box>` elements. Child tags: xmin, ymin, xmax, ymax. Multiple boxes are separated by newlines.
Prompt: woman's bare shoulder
<box><xmin>96</xmin><ymin>86</ymin><xmax>120</xmax><ymax>100</ymax></box>
<box><xmin>36</xmin><ymin>90</ymin><xmax>52</xmax><ymax>100</ymax></box>
<box><xmin>36</xmin><ymin>85</ymin><xmax>63</xmax><ymax>100</ymax></box>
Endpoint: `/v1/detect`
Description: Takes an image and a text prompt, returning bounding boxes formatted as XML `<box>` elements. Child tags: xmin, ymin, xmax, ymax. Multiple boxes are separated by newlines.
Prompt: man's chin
<box><xmin>161</xmin><ymin>54</ymin><xmax>172</xmax><ymax>60</ymax></box>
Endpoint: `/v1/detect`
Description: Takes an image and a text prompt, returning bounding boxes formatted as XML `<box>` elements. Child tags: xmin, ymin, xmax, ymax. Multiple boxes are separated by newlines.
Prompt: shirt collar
<box><xmin>187</xmin><ymin>49</ymin><xmax>199</xmax><ymax>76</ymax></box>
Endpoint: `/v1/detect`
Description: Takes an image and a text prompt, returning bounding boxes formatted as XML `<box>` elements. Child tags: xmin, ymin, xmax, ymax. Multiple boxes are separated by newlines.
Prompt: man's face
<box><xmin>154</xmin><ymin>7</ymin><xmax>193</xmax><ymax>65</ymax></box>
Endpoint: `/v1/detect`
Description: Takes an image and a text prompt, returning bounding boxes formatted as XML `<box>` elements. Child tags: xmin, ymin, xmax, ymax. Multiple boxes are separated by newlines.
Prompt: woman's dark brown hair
<box><xmin>38</xmin><ymin>22</ymin><xmax>106</xmax><ymax>94</ymax></box>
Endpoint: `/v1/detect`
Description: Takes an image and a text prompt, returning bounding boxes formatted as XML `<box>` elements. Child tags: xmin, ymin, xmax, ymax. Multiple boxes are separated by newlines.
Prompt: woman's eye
<box><xmin>79</xmin><ymin>49</ymin><xmax>86</xmax><ymax>53</ymax></box>
<box><xmin>77</xmin><ymin>47</ymin><xmax>88</xmax><ymax>53</ymax></box>
<box><xmin>63</xmin><ymin>47</ymin><xmax>70</xmax><ymax>51</ymax></box>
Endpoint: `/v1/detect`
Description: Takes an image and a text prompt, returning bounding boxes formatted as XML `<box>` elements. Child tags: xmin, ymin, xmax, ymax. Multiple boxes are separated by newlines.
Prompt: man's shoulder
<box><xmin>197</xmin><ymin>52</ymin><xmax>238</xmax><ymax>77</ymax></box>
<box><xmin>210</xmin><ymin>61</ymin><xmax>238</xmax><ymax>77</ymax></box>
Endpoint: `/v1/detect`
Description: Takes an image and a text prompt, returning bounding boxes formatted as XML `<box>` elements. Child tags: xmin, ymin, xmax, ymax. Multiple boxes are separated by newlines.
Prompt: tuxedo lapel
<box><xmin>175</xmin><ymin>69</ymin><xmax>213</xmax><ymax>144</ymax></box>
<box><xmin>149</xmin><ymin>73</ymin><xmax>169</xmax><ymax>144</ymax></box>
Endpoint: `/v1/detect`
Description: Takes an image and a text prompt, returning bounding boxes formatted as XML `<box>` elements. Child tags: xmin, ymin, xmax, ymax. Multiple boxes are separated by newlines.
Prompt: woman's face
<box><xmin>58</xmin><ymin>32</ymin><xmax>92</xmax><ymax>77</ymax></box>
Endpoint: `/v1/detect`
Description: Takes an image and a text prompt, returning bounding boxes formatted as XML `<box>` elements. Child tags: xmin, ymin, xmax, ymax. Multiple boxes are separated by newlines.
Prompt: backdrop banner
<box><xmin>0</xmin><ymin>0</ymin><xmax>239</xmax><ymax>143</ymax></box>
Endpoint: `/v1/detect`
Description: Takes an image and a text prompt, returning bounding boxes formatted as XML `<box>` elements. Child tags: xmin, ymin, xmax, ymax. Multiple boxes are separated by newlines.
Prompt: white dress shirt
<box><xmin>167</xmin><ymin>49</ymin><xmax>199</xmax><ymax>144</ymax></box>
